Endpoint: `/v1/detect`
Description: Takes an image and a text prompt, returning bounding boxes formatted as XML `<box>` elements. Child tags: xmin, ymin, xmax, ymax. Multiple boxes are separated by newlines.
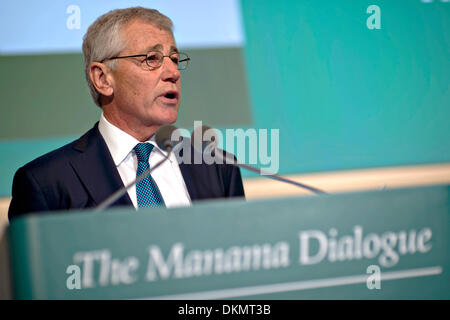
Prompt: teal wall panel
<box><xmin>0</xmin><ymin>136</ymin><xmax>77</xmax><ymax>197</ymax></box>
<box><xmin>240</xmin><ymin>0</ymin><xmax>450</xmax><ymax>174</ymax></box>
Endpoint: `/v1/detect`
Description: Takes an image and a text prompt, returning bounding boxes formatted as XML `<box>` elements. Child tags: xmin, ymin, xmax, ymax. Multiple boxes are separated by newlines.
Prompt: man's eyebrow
<box><xmin>143</xmin><ymin>44</ymin><xmax>179</xmax><ymax>54</ymax></box>
<box><xmin>143</xmin><ymin>44</ymin><xmax>163</xmax><ymax>52</ymax></box>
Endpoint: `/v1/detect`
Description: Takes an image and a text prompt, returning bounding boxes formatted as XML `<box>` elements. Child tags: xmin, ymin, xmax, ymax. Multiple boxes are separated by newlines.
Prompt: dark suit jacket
<box><xmin>8</xmin><ymin>123</ymin><xmax>245</xmax><ymax>220</ymax></box>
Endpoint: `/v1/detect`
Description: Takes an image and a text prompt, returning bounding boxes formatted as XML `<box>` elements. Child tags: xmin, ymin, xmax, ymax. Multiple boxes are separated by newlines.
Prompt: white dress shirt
<box><xmin>98</xmin><ymin>113</ymin><xmax>191</xmax><ymax>209</ymax></box>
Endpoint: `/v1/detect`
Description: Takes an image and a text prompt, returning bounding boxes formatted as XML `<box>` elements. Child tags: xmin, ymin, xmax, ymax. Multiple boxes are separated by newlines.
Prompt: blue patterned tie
<box><xmin>133</xmin><ymin>143</ymin><xmax>165</xmax><ymax>208</ymax></box>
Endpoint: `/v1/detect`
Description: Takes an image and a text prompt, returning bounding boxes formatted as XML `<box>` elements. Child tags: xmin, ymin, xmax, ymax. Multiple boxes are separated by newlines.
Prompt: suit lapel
<box><xmin>177</xmin><ymin>138</ymin><xmax>199</xmax><ymax>201</ymax></box>
<box><xmin>69</xmin><ymin>123</ymin><xmax>133</xmax><ymax>208</ymax></box>
<box><xmin>179</xmin><ymin>162</ymin><xmax>199</xmax><ymax>201</ymax></box>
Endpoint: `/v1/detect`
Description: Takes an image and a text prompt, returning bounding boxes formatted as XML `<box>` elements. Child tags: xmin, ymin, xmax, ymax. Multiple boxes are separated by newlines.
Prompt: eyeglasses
<box><xmin>101</xmin><ymin>51</ymin><xmax>190</xmax><ymax>70</ymax></box>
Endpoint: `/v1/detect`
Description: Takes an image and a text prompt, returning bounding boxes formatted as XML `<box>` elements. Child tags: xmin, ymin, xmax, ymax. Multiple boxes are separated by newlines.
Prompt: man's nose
<box><xmin>161</xmin><ymin>57</ymin><xmax>181</xmax><ymax>82</ymax></box>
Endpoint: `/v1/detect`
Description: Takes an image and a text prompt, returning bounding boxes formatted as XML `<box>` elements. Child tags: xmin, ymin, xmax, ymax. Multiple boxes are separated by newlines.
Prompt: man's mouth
<box><xmin>159</xmin><ymin>90</ymin><xmax>179</xmax><ymax>103</ymax></box>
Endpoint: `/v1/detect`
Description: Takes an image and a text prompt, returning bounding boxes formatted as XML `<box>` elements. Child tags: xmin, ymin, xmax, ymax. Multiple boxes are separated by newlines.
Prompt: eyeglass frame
<box><xmin>100</xmin><ymin>51</ymin><xmax>191</xmax><ymax>70</ymax></box>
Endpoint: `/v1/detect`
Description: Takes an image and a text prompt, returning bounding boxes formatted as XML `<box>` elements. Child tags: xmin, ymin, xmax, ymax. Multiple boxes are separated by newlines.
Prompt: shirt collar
<box><xmin>98</xmin><ymin>113</ymin><xmax>171</xmax><ymax>166</ymax></box>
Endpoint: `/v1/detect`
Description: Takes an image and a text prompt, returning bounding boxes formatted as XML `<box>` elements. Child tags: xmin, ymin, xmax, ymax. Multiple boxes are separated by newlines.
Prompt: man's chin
<box><xmin>143</xmin><ymin>105</ymin><xmax>179</xmax><ymax>127</ymax></box>
<box><xmin>154</xmin><ymin>114</ymin><xmax>178</xmax><ymax>126</ymax></box>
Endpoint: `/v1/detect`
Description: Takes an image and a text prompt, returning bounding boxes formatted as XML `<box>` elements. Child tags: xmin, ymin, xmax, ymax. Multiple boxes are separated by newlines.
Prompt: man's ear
<box><xmin>89</xmin><ymin>62</ymin><xmax>114</xmax><ymax>97</ymax></box>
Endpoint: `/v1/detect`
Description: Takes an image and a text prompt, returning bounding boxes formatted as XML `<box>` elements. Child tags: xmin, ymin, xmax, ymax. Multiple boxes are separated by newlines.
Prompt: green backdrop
<box><xmin>240</xmin><ymin>0</ymin><xmax>449</xmax><ymax>174</ymax></box>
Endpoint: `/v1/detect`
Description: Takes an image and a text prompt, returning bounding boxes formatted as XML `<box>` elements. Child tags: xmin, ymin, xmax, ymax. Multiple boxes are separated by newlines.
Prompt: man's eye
<box><xmin>170</xmin><ymin>56</ymin><xmax>179</xmax><ymax>64</ymax></box>
<box><xmin>146</xmin><ymin>54</ymin><xmax>161</xmax><ymax>62</ymax></box>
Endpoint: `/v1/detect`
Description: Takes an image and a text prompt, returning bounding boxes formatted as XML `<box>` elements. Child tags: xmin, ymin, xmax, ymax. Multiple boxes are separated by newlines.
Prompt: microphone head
<box><xmin>191</xmin><ymin>124</ymin><xmax>219</xmax><ymax>152</ymax></box>
<box><xmin>155</xmin><ymin>125</ymin><xmax>179</xmax><ymax>151</ymax></box>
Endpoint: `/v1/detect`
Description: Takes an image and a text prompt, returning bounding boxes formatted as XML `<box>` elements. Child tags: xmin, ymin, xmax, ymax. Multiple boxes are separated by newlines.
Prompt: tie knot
<box><xmin>134</xmin><ymin>143</ymin><xmax>154</xmax><ymax>163</ymax></box>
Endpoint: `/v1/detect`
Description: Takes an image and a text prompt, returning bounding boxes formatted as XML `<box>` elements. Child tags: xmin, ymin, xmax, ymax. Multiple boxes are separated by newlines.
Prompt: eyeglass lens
<box><xmin>145</xmin><ymin>52</ymin><xmax>189</xmax><ymax>70</ymax></box>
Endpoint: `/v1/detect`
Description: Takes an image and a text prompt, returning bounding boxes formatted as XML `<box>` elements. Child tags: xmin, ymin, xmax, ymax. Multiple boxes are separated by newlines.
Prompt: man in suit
<box><xmin>8</xmin><ymin>7</ymin><xmax>245</xmax><ymax>220</ymax></box>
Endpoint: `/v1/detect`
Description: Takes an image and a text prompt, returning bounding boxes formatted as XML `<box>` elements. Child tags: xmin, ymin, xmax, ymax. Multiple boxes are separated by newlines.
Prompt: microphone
<box><xmin>155</xmin><ymin>124</ymin><xmax>179</xmax><ymax>152</ymax></box>
<box><xmin>191</xmin><ymin>125</ymin><xmax>327</xmax><ymax>195</ymax></box>
<box><xmin>94</xmin><ymin>125</ymin><xmax>180</xmax><ymax>212</ymax></box>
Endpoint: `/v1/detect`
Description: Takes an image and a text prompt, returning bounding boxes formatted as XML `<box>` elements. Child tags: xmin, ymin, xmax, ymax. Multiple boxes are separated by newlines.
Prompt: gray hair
<box><xmin>82</xmin><ymin>7</ymin><xmax>174</xmax><ymax>107</ymax></box>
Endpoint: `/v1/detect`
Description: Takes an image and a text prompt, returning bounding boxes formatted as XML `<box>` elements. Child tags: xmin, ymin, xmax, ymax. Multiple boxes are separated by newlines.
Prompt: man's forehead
<box><xmin>121</xmin><ymin>20</ymin><xmax>177</xmax><ymax>52</ymax></box>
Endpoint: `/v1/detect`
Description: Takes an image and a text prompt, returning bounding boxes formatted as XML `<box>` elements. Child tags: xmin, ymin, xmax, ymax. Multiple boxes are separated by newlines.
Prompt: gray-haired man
<box><xmin>8</xmin><ymin>7</ymin><xmax>245</xmax><ymax>219</ymax></box>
